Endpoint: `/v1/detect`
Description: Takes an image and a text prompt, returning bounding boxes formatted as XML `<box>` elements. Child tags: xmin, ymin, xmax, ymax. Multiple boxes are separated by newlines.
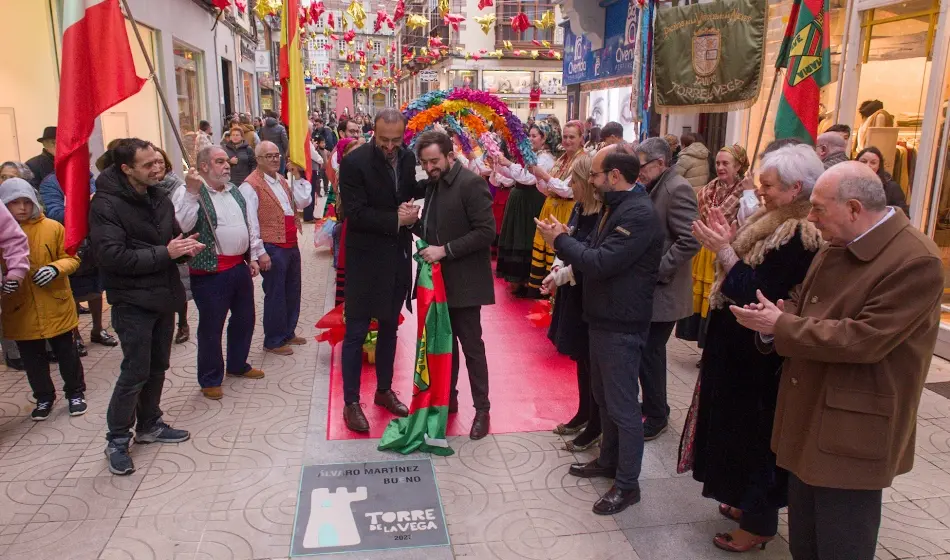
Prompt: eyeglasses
<box><xmin>257</xmin><ymin>154</ymin><xmax>281</xmax><ymax>161</ymax></box>
<box><xmin>639</xmin><ymin>158</ymin><xmax>660</xmax><ymax>168</ymax></box>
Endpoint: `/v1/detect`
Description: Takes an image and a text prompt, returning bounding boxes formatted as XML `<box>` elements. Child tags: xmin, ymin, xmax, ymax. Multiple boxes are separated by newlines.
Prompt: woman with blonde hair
<box><xmin>526</xmin><ymin>120</ymin><xmax>585</xmax><ymax>297</ymax></box>
<box><xmin>543</xmin><ymin>152</ymin><xmax>603</xmax><ymax>451</ymax></box>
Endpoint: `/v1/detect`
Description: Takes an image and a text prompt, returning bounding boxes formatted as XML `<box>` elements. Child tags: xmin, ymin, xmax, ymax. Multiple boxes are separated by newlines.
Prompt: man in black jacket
<box><xmin>89</xmin><ymin>138</ymin><xmax>205</xmax><ymax>476</ymax></box>
<box><xmin>415</xmin><ymin>131</ymin><xmax>496</xmax><ymax>440</ymax></box>
<box><xmin>26</xmin><ymin>126</ymin><xmax>57</xmax><ymax>188</ymax></box>
<box><xmin>536</xmin><ymin>147</ymin><xmax>663</xmax><ymax>516</ymax></box>
<box><xmin>338</xmin><ymin>108</ymin><xmax>425</xmax><ymax>433</ymax></box>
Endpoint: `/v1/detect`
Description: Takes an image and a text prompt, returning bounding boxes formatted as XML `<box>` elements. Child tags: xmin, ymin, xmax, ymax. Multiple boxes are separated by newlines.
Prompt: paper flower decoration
<box><xmin>233</xmin><ymin>0</ymin><xmax>247</xmax><ymax>13</ymax></box>
<box><xmin>406</xmin><ymin>14</ymin><xmax>429</xmax><ymax>30</ymax></box>
<box><xmin>478</xmin><ymin>0</ymin><xmax>494</xmax><ymax>8</ymax></box>
<box><xmin>253</xmin><ymin>0</ymin><xmax>280</xmax><ymax>21</ymax></box>
<box><xmin>444</xmin><ymin>14</ymin><xmax>464</xmax><ymax>32</ymax></box>
<box><xmin>327</xmin><ymin>12</ymin><xmax>335</xmax><ymax>29</ymax></box>
<box><xmin>394</xmin><ymin>0</ymin><xmax>405</xmax><ymax>21</ymax></box>
<box><xmin>533</xmin><ymin>10</ymin><xmax>556</xmax><ymax>31</ymax></box>
<box><xmin>309</xmin><ymin>1</ymin><xmax>325</xmax><ymax>23</ymax></box>
<box><xmin>212</xmin><ymin>0</ymin><xmax>230</xmax><ymax>10</ymax></box>
<box><xmin>438</xmin><ymin>0</ymin><xmax>449</xmax><ymax>17</ymax></box>
<box><xmin>374</xmin><ymin>8</ymin><xmax>394</xmax><ymax>32</ymax></box>
<box><xmin>474</xmin><ymin>14</ymin><xmax>496</xmax><ymax>34</ymax></box>
<box><xmin>346</xmin><ymin>0</ymin><xmax>366</xmax><ymax>30</ymax></box>
<box><xmin>502</xmin><ymin>40</ymin><xmax>513</xmax><ymax>50</ymax></box>
<box><xmin>343</xmin><ymin>29</ymin><xmax>356</xmax><ymax>43</ymax></box>
<box><xmin>510</xmin><ymin>12</ymin><xmax>530</xmax><ymax>33</ymax></box>
<box><xmin>531</xmin><ymin>50</ymin><xmax>540</xmax><ymax>59</ymax></box>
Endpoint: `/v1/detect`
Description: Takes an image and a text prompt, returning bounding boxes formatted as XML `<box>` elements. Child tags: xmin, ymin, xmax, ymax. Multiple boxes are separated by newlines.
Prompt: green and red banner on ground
<box><xmin>774</xmin><ymin>0</ymin><xmax>831</xmax><ymax>144</ymax></box>
<box><xmin>378</xmin><ymin>241</ymin><xmax>455</xmax><ymax>457</ymax></box>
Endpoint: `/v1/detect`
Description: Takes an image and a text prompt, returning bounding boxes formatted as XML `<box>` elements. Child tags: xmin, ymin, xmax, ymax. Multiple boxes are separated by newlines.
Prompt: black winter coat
<box><xmin>548</xmin><ymin>205</ymin><xmax>598</xmax><ymax>359</ymax></box>
<box><xmin>89</xmin><ymin>166</ymin><xmax>185</xmax><ymax>312</ymax></box>
<box><xmin>879</xmin><ymin>170</ymin><xmax>910</xmax><ymax>218</ymax></box>
<box><xmin>339</xmin><ymin>141</ymin><xmax>424</xmax><ymax>320</ymax></box>
<box><xmin>415</xmin><ymin>161</ymin><xmax>496</xmax><ymax>309</ymax></box>
<box><xmin>259</xmin><ymin>118</ymin><xmax>289</xmax><ymax>157</ymax></box>
<box><xmin>224</xmin><ymin>141</ymin><xmax>257</xmax><ymax>186</ymax></box>
<box><xmin>554</xmin><ymin>188</ymin><xmax>663</xmax><ymax>334</ymax></box>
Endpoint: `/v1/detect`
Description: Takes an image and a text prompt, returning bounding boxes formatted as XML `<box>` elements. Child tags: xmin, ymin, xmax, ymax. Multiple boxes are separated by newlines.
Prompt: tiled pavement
<box><xmin>3</xmin><ymin>221</ymin><xmax>950</xmax><ymax>559</ymax></box>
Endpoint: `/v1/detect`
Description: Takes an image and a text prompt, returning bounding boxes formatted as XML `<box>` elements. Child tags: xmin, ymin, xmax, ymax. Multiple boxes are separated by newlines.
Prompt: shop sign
<box><xmin>653</xmin><ymin>0</ymin><xmax>766</xmax><ymax>113</ymax></box>
<box><xmin>290</xmin><ymin>459</ymin><xmax>448</xmax><ymax>556</ymax></box>
<box><xmin>563</xmin><ymin>0</ymin><xmax>639</xmax><ymax>85</ymax></box>
<box><xmin>241</xmin><ymin>40</ymin><xmax>255</xmax><ymax>62</ymax></box>
<box><xmin>419</xmin><ymin>69</ymin><xmax>438</xmax><ymax>83</ymax></box>
<box><xmin>255</xmin><ymin>50</ymin><xmax>271</xmax><ymax>72</ymax></box>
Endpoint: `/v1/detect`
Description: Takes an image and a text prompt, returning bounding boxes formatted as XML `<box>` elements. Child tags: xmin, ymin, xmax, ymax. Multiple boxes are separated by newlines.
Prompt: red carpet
<box><xmin>326</xmin><ymin>278</ymin><xmax>579</xmax><ymax>440</ymax></box>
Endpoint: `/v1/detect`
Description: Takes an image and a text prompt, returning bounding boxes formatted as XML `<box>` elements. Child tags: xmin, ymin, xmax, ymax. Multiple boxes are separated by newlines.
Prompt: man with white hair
<box><xmin>732</xmin><ymin>161</ymin><xmax>944</xmax><ymax>559</ymax></box>
<box><xmin>815</xmin><ymin>132</ymin><xmax>849</xmax><ymax>170</ymax></box>
<box><xmin>238</xmin><ymin>141</ymin><xmax>312</xmax><ymax>356</ymax></box>
<box><xmin>173</xmin><ymin>146</ymin><xmax>265</xmax><ymax>400</ymax></box>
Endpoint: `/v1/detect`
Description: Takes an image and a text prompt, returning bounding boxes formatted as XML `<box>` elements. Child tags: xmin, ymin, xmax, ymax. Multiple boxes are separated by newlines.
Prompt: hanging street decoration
<box><xmin>444</xmin><ymin>13</ymin><xmax>464</xmax><ymax>32</ymax></box>
<box><xmin>254</xmin><ymin>0</ymin><xmax>280</xmax><ymax>21</ymax></box>
<box><xmin>474</xmin><ymin>14</ymin><xmax>495</xmax><ymax>34</ymax></box>
<box><xmin>346</xmin><ymin>0</ymin><xmax>366</xmax><ymax>30</ymax></box>
<box><xmin>374</xmin><ymin>8</ymin><xmax>394</xmax><ymax>32</ymax></box>
<box><xmin>394</xmin><ymin>0</ymin><xmax>406</xmax><ymax>22</ymax></box>
<box><xmin>510</xmin><ymin>12</ymin><xmax>530</xmax><ymax>33</ymax></box>
<box><xmin>533</xmin><ymin>10</ymin><xmax>556</xmax><ymax>30</ymax></box>
<box><xmin>407</xmin><ymin>14</ymin><xmax>429</xmax><ymax>30</ymax></box>
<box><xmin>478</xmin><ymin>0</ymin><xmax>494</xmax><ymax>8</ymax></box>
<box><xmin>309</xmin><ymin>1</ymin><xmax>325</xmax><ymax>23</ymax></box>
<box><xmin>438</xmin><ymin>0</ymin><xmax>450</xmax><ymax>18</ymax></box>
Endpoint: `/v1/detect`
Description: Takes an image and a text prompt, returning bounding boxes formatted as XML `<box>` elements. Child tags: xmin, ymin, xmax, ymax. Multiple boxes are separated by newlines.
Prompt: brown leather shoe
<box><xmin>229</xmin><ymin>368</ymin><xmax>265</xmax><ymax>379</ymax></box>
<box><xmin>265</xmin><ymin>345</ymin><xmax>294</xmax><ymax>356</ymax></box>
<box><xmin>286</xmin><ymin>336</ymin><xmax>308</xmax><ymax>346</ymax></box>
<box><xmin>201</xmin><ymin>387</ymin><xmax>223</xmax><ymax>400</ymax></box>
<box><xmin>343</xmin><ymin>403</ymin><xmax>370</xmax><ymax>433</ymax></box>
<box><xmin>470</xmin><ymin>410</ymin><xmax>490</xmax><ymax>440</ymax></box>
<box><xmin>374</xmin><ymin>390</ymin><xmax>409</xmax><ymax>417</ymax></box>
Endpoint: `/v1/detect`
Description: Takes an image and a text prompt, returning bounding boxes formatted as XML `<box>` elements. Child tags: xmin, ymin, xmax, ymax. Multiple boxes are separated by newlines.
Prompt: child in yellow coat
<box><xmin>0</xmin><ymin>178</ymin><xmax>85</xmax><ymax>420</ymax></box>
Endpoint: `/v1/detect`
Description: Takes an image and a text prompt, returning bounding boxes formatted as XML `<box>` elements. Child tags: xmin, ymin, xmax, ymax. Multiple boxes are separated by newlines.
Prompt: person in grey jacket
<box><xmin>634</xmin><ymin>138</ymin><xmax>701</xmax><ymax>440</ymax></box>
<box><xmin>259</xmin><ymin>111</ymin><xmax>289</xmax><ymax>172</ymax></box>
<box><xmin>537</xmin><ymin>147</ymin><xmax>663</xmax><ymax>516</ymax></box>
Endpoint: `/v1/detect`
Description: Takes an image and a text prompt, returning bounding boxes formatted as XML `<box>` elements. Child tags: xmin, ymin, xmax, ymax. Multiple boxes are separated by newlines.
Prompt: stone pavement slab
<box><xmin>1</xmin><ymin>221</ymin><xmax>950</xmax><ymax>559</ymax></box>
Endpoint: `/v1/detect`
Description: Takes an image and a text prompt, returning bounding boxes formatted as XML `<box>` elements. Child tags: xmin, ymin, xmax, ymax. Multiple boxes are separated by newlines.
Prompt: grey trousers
<box><xmin>589</xmin><ymin>328</ymin><xmax>646</xmax><ymax>490</ymax></box>
<box><xmin>788</xmin><ymin>474</ymin><xmax>882</xmax><ymax>560</ymax></box>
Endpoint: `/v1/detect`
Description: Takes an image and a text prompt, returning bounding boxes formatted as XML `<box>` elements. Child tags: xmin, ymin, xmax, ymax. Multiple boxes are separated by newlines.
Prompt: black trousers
<box><xmin>341</xmin><ymin>293</ymin><xmax>404</xmax><ymax>404</ymax></box>
<box><xmin>639</xmin><ymin>321</ymin><xmax>675</xmax><ymax>424</ymax></box>
<box><xmin>574</xmin><ymin>353</ymin><xmax>602</xmax><ymax>439</ymax></box>
<box><xmin>106</xmin><ymin>303</ymin><xmax>175</xmax><ymax>442</ymax></box>
<box><xmin>449</xmin><ymin>306</ymin><xmax>490</xmax><ymax>411</ymax></box>
<box><xmin>788</xmin><ymin>474</ymin><xmax>882</xmax><ymax>560</ymax></box>
<box><xmin>18</xmin><ymin>330</ymin><xmax>85</xmax><ymax>403</ymax></box>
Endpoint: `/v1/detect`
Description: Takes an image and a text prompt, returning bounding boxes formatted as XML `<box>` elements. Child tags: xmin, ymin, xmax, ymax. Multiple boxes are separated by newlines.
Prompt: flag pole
<box><xmin>119</xmin><ymin>0</ymin><xmax>191</xmax><ymax>168</ymax></box>
<box><xmin>750</xmin><ymin>67</ymin><xmax>783</xmax><ymax>170</ymax></box>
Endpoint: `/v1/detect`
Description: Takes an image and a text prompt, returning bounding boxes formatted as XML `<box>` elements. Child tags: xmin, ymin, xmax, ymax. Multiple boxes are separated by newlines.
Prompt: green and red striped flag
<box><xmin>378</xmin><ymin>240</ymin><xmax>455</xmax><ymax>456</ymax></box>
<box><xmin>773</xmin><ymin>0</ymin><xmax>831</xmax><ymax>145</ymax></box>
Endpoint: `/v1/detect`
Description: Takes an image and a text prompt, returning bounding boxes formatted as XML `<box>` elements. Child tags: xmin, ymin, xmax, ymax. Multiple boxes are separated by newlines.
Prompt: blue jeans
<box><xmin>191</xmin><ymin>263</ymin><xmax>255</xmax><ymax>388</ymax></box>
<box><xmin>261</xmin><ymin>243</ymin><xmax>302</xmax><ymax>349</ymax></box>
<box><xmin>589</xmin><ymin>329</ymin><xmax>646</xmax><ymax>490</ymax></box>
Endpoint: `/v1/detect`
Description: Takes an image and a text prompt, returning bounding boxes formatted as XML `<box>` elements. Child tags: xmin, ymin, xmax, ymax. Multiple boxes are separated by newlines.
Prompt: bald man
<box><xmin>732</xmin><ymin>161</ymin><xmax>944</xmax><ymax>560</ymax></box>
<box><xmin>815</xmin><ymin>132</ymin><xmax>849</xmax><ymax>170</ymax></box>
<box><xmin>238</xmin><ymin>141</ymin><xmax>312</xmax><ymax>356</ymax></box>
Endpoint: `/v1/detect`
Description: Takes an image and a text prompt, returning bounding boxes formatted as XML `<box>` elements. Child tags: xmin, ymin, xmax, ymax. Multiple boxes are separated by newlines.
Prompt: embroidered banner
<box><xmin>653</xmin><ymin>0</ymin><xmax>767</xmax><ymax>114</ymax></box>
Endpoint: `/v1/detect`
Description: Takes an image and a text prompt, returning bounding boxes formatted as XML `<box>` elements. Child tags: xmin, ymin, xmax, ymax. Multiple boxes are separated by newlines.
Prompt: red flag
<box><xmin>279</xmin><ymin>0</ymin><xmax>312</xmax><ymax>181</ymax></box>
<box><xmin>58</xmin><ymin>0</ymin><xmax>145</xmax><ymax>253</ymax></box>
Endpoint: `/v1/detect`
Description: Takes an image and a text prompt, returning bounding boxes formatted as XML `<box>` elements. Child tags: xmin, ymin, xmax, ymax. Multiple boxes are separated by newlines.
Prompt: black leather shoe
<box><xmin>569</xmin><ymin>459</ymin><xmax>617</xmax><ymax>479</ymax></box>
<box><xmin>644</xmin><ymin>420</ymin><xmax>668</xmax><ymax>441</ymax></box>
<box><xmin>593</xmin><ymin>485</ymin><xmax>641</xmax><ymax>515</ymax></box>
<box><xmin>374</xmin><ymin>390</ymin><xmax>409</xmax><ymax>417</ymax></box>
<box><xmin>343</xmin><ymin>403</ymin><xmax>370</xmax><ymax>433</ymax></box>
<box><xmin>470</xmin><ymin>410</ymin><xmax>490</xmax><ymax>440</ymax></box>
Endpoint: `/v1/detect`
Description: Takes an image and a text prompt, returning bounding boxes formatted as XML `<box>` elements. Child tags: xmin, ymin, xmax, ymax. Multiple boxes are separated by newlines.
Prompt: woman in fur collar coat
<box><xmin>681</xmin><ymin>144</ymin><xmax>825</xmax><ymax>553</ymax></box>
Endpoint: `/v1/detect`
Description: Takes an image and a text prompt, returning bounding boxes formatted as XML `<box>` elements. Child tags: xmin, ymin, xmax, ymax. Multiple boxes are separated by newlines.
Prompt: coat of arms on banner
<box><xmin>692</xmin><ymin>28</ymin><xmax>721</xmax><ymax>78</ymax></box>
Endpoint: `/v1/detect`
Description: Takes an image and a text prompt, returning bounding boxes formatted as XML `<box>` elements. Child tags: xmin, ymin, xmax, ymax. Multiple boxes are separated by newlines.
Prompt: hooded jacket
<box><xmin>223</xmin><ymin>140</ymin><xmax>258</xmax><ymax>186</ymax></box>
<box><xmin>259</xmin><ymin>117</ymin><xmax>289</xmax><ymax>158</ymax></box>
<box><xmin>88</xmin><ymin>166</ymin><xmax>185</xmax><ymax>312</ymax></box>
<box><xmin>0</xmin><ymin>178</ymin><xmax>79</xmax><ymax>340</ymax></box>
<box><xmin>673</xmin><ymin>142</ymin><xmax>712</xmax><ymax>190</ymax></box>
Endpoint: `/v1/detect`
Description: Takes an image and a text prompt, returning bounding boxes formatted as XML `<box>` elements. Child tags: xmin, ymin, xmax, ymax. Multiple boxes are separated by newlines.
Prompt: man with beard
<box><xmin>90</xmin><ymin>139</ymin><xmax>205</xmax><ymax>475</ymax></box>
<box><xmin>173</xmin><ymin>146</ymin><xmax>265</xmax><ymax>400</ymax></box>
<box><xmin>338</xmin><ymin>108</ymin><xmax>424</xmax><ymax>433</ymax></box>
<box><xmin>414</xmin><ymin>131</ymin><xmax>496</xmax><ymax>439</ymax></box>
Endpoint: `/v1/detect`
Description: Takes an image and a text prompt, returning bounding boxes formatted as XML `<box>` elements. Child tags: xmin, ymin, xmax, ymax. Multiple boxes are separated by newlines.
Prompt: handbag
<box><xmin>676</xmin><ymin>375</ymin><xmax>702</xmax><ymax>474</ymax></box>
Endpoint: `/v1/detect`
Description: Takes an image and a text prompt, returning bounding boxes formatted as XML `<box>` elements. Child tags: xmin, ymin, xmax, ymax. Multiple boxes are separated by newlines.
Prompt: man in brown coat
<box><xmin>732</xmin><ymin>161</ymin><xmax>943</xmax><ymax>559</ymax></box>
<box><xmin>414</xmin><ymin>131</ymin><xmax>496</xmax><ymax>440</ymax></box>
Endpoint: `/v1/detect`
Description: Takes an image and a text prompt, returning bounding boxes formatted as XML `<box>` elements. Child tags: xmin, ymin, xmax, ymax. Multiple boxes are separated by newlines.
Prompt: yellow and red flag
<box><xmin>279</xmin><ymin>0</ymin><xmax>312</xmax><ymax>179</ymax></box>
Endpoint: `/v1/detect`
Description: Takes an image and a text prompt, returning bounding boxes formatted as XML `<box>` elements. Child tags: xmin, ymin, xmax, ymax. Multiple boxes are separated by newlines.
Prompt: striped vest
<box><xmin>187</xmin><ymin>186</ymin><xmax>249</xmax><ymax>272</ymax></box>
<box><xmin>245</xmin><ymin>169</ymin><xmax>295</xmax><ymax>243</ymax></box>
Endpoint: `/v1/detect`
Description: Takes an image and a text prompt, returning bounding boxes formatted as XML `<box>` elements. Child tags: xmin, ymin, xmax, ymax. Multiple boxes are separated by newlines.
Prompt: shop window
<box><xmin>924</xmin><ymin>53</ymin><xmax>950</xmax><ymax>312</ymax></box>
<box><xmin>539</xmin><ymin>71</ymin><xmax>565</xmax><ymax>94</ymax></box>
<box><xmin>174</xmin><ymin>41</ymin><xmax>205</xmax><ymax>166</ymax></box>
<box><xmin>483</xmin><ymin>70</ymin><xmax>533</xmax><ymax>94</ymax></box>
<box><xmin>449</xmin><ymin>70</ymin><xmax>477</xmax><ymax>89</ymax></box>
<box><xmin>495</xmin><ymin>1</ymin><xmax>556</xmax><ymax>47</ymax></box>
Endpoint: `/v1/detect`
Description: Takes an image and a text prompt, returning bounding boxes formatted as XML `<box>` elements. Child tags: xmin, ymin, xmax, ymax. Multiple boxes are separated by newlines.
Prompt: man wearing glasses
<box><xmin>337</xmin><ymin>108</ymin><xmax>426</xmax><ymax>433</ymax></box>
<box><xmin>536</xmin><ymin>146</ymin><xmax>664</xmax><ymax>515</ymax></box>
<box><xmin>238</xmin><ymin>141</ymin><xmax>312</xmax><ymax>356</ymax></box>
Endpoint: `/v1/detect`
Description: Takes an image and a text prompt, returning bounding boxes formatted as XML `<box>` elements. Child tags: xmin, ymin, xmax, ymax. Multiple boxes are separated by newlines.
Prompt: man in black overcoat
<box><xmin>338</xmin><ymin>108</ymin><xmax>425</xmax><ymax>433</ymax></box>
